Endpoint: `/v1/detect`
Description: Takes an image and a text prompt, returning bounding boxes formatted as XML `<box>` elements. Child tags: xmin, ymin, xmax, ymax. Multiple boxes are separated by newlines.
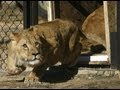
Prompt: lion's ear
<box><xmin>29</xmin><ymin>26</ymin><xmax>34</xmax><ymax>31</ymax></box>
<box><xmin>33</xmin><ymin>27</ymin><xmax>37</xmax><ymax>33</ymax></box>
<box><xmin>9</xmin><ymin>33</ymin><xmax>19</xmax><ymax>41</ymax></box>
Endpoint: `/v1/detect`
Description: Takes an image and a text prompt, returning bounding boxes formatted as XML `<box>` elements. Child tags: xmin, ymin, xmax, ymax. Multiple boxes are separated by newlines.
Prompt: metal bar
<box><xmin>30</xmin><ymin>1</ymin><xmax>38</xmax><ymax>26</ymax></box>
<box><xmin>117</xmin><ymin>1</ymin><xmax>120</xmax><ymax>69</ymax></box>
<box><xmin>23</xmin><ymin>1</ymin><xmax>31</xmax><ymax>29</ymax></box>
<box><xmin>54</xmin><ymin>1</ymin><xmax>60</xmax><ymax>18</ymax></box>
<box><xmin>69</xmin><ymin>1</ymin><xmax>90</xmax><ymax>17</ymax></box>
<box><xmin>110</xmin><ymin>32</ymin><xmax>118</xmax><ymax>69</ymax></box>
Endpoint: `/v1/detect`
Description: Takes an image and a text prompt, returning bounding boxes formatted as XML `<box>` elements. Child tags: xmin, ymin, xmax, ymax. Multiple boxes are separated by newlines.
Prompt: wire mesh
<box><xmin>0</xmin><ymin>1</ymin><xmax>23</xmax><ymax>71</ymax></box>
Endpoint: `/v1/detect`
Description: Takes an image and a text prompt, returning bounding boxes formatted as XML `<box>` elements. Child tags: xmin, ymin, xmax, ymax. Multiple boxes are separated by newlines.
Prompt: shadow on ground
<box><xmin>39</xmin><ymin>66</ymin><xmax>78</xmax><ymax>83</ymax></box>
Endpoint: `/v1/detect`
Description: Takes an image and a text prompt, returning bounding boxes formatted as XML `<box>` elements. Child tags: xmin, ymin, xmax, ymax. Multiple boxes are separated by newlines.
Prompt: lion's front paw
<box><xmin>7</xmin><ymin>67</ymin><xmax>24</xmax><ymax>75</ymax></box>
<box><xmin>24</xmin><ymin>72</ymin><xmax>40</xmax><ymax>86</ymax></box>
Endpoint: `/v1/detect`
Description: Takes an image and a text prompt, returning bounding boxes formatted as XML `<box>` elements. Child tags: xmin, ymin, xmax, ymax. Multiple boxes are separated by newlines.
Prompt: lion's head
<box><xmin>7</xmin><ymin>29</ymin><xmax>43</xmax><ymax>75</ymax></box>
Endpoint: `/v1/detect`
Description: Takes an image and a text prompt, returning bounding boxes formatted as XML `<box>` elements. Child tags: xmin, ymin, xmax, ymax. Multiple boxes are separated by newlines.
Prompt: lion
<box><xmin>6</xmin><ymin>19</ymin><xmax>82</xmax><ymax>82</ymax></box>
<box><xmin>81</xmin><ymin>5</ymin><xmax>106</xmax><ymax>53</ymax></box>
<box><xmin>82</xmin><ymin>5</ymin><xmax>106</xmax><ymax>47</ymax></box>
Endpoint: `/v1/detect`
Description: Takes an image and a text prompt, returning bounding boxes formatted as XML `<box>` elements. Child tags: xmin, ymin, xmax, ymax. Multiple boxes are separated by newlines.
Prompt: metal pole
<box><xmin>23</xmin><ymin>1</ymin><xmax>31</xmax><ymax>29</ymax></box>
<box><xmin>117</xmin><ymin>1</ymin><xmax>120</xmax><ymax>69</ymax></box>
<box><xmin>54</xmin><ymin>1</ymin><xmax>60</xmax><ymax>18</ymax></box>
<box><xmin>30</xmin><ymin>1</ymin><xmax>38</xmax><ymax>26</ymax></box>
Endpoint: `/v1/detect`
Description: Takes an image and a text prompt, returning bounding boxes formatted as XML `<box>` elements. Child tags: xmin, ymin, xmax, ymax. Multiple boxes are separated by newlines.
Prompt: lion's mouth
<box><xmin>7</xmin><ymin>59</ymin><xmax>40</xmax><ymax>75</ymax></box>
<box><xmin>27</xmin><ymin>59</ymin><xmax>40</xmax><ymax>66</ymax></box>
<box><xmin>21</xmin><ymin>54</ymin><xmax>42</xmax><ymax>67</ymax></box>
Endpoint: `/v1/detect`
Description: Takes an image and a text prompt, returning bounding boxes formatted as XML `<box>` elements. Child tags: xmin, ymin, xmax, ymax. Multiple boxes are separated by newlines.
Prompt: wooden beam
<box><xmin>77</xmin><ymin>54</ymin><xmax>109</xmax><ymax>65</ymax></box>
<box><xmin>103</xmin><ymin>1</ymin><xmax>111</xmax><ymax>63</ymax></box>
<box><xmin>103</xmin><ymin>1</ymin><xmax>117</xmax><ymax>68</ymax></box>
<box><xmin>47</xmin><ymin>1</ymin><xmax>55</xmax><ymax>21</ymax></box>
<box><xmin>109</xmin><ymin>1</ymin><xmax>118</xmax><ymax>69</ymax></box>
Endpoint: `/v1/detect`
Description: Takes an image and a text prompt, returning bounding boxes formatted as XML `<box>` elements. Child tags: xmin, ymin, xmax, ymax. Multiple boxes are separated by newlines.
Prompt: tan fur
<box><xmin>82</xmin><ymin>6</ymin><xmax>106</xmax><ymax>49</ymax></box>
<box><xmin>6</xmin><ymin>19</ymin><xmax>82</xmax><ymax>82</ymax></box>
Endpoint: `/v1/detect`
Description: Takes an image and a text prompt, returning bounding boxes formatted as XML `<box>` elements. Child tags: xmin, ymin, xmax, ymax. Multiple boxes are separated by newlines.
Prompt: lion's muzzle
<box><xmin>25</xmin><ymin>54</ymin><xmax>42</xmax><ymax>66</ymax></box>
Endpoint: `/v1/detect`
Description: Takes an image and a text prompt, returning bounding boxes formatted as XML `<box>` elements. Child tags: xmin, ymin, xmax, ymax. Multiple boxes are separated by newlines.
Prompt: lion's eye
<box><xmin>35</xmin><ymin>42</ymin><xmax>39</xmax><ymax>47</ymax></box>
<box><xmin>23</xmin><ymin>44</ymin><xmax>28</xmax><ymax>49</ymax></box>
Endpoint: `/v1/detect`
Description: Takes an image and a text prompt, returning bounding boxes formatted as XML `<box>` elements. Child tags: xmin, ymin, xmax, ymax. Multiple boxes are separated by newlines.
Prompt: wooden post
<box><xmin>47</xmin><ymin>1</ymin><xmax>60</xmax><ymax>21</ymax></box>
<box><xmin>47</xmin><ymin>1</ymin><xmax>55</xmax><ymax>21</ymax></box>
<box><xmin>103</xmin><ymin>1</ymin><xmax>111</xmax><ymax>63</ymax></box>
<box><xmin>103</xmin><ymin>1</ymin><xmax>118</xmax><ymax>68</ymax></box>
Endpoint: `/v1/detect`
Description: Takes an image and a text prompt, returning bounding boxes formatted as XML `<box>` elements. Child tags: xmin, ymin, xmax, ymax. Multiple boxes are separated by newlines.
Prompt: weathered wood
<box><xmin>103</xmin><ymin>1</ymin><xmax>111</xmax><ymax>63</ymax></box>
<box><xmin>103</xmin><ymin>1</ymin><xmax>118</xmax><ymax>68</ymax></box>
<box><xmin>47</xmin><ymin>1</ymin><xmax>55</xmax><ymax>21</ymax></box>
<box><xmin>77</xmin><ymin>54</ymin><xmax>109</xmax><ymax>65</ymax></box>
<box><xmin>103</xmin><ymin>1</ymin><xmax>117</xmax><ymax>67</ymax></box>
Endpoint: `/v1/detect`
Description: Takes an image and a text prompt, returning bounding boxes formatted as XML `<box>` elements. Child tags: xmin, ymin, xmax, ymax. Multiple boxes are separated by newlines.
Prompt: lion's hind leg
<box><xmin>62</xmin><ymin>42</ymin><xmax>82</xmax><ymax>68</ymax></box>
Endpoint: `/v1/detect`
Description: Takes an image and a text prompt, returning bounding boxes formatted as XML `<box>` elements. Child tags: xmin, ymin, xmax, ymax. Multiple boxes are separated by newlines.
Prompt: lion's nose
<box><xmin>32</xmin><ymin>53</ymin><xmax>40</xmax><ymax>60</ymax></box>
<box><xmin>32</xmin><ymin>53</ymin><xmax>37</xmax><ymax>56</ymax></box>
<box><xmin>32</xmin><ymin>53</ymin><xmax>39</xmax><ymax>56</ymax></box>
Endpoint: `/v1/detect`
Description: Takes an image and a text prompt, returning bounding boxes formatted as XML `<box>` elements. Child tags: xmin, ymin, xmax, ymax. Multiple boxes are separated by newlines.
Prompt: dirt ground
<box><xmin>1</xmin><ymin>76</ymin><xmax>120</xmax><ymax>89</ymax></box>
<box><xmin>0</xmin><ymin>66</ymin><xmax>120</xmax><ymax>89</ymax></box>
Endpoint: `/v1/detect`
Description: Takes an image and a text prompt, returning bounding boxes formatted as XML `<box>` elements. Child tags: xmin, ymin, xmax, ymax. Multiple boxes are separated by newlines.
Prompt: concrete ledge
<box><xmin>0</xmin><ymin>68</ymin><xmax>119</xmax><ymax>82</ymax></box>
<box><xmin>75</xmin><ymin>68</ymin><xmax>120</xmax><ymax>80</ymax></box>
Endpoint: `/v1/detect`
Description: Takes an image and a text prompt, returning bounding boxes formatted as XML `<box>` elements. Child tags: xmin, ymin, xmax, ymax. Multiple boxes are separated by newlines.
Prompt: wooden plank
<box><xmin>107</xmin><ymin>1</ymin><xmax>117</xmax><ymax>32</ymax></box>
<box><xmin>77</xmin><ymin>54</ymin><xmax>109</xmax><ymax>65</ymax></box>
<box><xmin>107</xmin><ymin>2</ymin><xmax>117</xmax><ymax>68</ymax></box>
<box><xmin>103</xmin><ymin>1</ymin><xmax>118</xmax><ymax>68</ymax></box>
<box><xmin>103</xmin><ymin>1</ymin><xmax>111</xmax><ymax>63</ymax></box>
<box><xmin>47</xmin><ymin>1</ymin><xmax>55</xmax><ymax>21</ymax></box>
<box><xmin>103</xmin><ymin>1</ymin><xmax>117</xmax><ymax>67</ymax></box>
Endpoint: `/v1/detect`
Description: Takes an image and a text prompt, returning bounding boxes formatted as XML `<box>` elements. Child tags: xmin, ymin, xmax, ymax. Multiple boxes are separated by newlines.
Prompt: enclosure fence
<box><xmin>0</xmin><ymin>1</ymin><xmax>23</xmax><ymax>70</ymax></box>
